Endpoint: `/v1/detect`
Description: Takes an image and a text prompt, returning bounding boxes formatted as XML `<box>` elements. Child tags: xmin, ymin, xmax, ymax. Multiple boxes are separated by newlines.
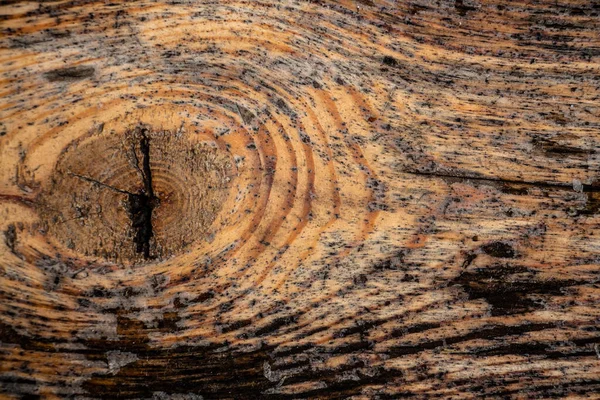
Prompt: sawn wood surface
<box><xmin>1</xmin><ymin>0</ymin><xmax>600</xmax><ymax>398</ymax></box>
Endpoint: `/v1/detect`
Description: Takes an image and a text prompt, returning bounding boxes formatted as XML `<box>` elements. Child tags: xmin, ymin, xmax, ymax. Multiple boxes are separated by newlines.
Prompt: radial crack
<box><xmin>68</xmin><ymin>171</ymin><xmax>133</xmax><ymax>195</ymax></box>
<box><xmin>127</xmin><ymin>128</ymin><xmax>159</xmax><ymax>259</ymax></box>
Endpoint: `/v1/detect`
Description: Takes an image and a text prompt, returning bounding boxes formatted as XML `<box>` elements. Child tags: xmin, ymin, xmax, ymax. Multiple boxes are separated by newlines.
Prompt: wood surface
<box><xmin>1</xmin><ymin>0</ymin><xmax>600</xmax><ymax>398</ymax></box>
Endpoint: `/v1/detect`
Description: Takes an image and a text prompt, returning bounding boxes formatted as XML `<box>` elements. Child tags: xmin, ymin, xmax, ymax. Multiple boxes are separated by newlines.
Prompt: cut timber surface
<box><xmin>1</xmin><ymin>0</ymin><xmax>600</xmax><ymax>398</ymax></box>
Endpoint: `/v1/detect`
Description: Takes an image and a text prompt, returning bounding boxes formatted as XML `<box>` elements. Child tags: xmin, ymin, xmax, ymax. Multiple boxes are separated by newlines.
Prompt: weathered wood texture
<box><xmin>1</xmin><ymin>0</ymin><xmax>600</xmax><ymax>398</ymax></box>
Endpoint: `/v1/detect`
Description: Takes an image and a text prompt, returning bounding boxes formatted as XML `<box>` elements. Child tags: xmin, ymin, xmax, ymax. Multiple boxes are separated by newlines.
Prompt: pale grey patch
<box><xmin>263</xmin><ymin>360</ymin><xmax>278</xmax><ymax>383</ymax></box>
<box><xmin>76</xmin><ymin>314</ymin><xmax>117</xmax><ymax>341</ymax></box>
<box><xmin>106</xmin><ymin>350</ymin><xmax>138</xmax><ymax>375</ymax></box>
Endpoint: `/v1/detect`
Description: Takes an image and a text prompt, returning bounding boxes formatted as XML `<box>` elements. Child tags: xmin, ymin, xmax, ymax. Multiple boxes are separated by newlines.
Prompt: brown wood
<box><xmin>1</xmin><ymin>0</ymin><xmax>600</xmax><ymax>398</ymax></box>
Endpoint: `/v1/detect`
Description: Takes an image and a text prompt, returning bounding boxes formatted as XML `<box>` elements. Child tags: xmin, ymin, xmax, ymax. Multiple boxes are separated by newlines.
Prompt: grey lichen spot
<box><xmin>263</xmin><ymin>360</ymin><xmax>279</xmax><ymax>383</ymax></box>
<box><xmin>106</xmin><ymin>350</ymin><xmax>138</xmax><ymax>375</ymax></box>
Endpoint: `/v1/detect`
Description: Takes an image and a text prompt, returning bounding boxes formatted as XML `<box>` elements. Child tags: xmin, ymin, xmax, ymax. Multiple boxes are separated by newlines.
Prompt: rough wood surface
<box><xmin>1</xmin><ymin>0</ymin><xmax>600</xmax><ymax>398</ymax></box>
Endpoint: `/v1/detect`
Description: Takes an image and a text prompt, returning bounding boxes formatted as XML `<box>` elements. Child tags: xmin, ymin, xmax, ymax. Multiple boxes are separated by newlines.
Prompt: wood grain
<box><xmin>1</xmin><ymin>0</ymin><xmax>600</xmax><ymax>398</ymax></box>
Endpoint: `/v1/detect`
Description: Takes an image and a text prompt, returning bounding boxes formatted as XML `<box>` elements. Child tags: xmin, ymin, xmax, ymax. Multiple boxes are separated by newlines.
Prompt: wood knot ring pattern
<box><xmin>39</xmin><ymin>124</ymin><xmax>233</xmax><ymax>264</ymax></box>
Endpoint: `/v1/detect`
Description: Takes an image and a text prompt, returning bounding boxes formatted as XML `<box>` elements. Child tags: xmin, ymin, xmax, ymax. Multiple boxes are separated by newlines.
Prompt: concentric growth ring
<box><xmin>39</xmin><ymin>121</ymin><xmax>234</xmax><ymax>264</ymax></box>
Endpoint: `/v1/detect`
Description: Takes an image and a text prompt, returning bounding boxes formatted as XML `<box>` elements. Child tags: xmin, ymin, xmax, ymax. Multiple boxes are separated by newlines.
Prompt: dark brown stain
<box><xmin>4</xmin><ymin>223</ymin><xmax>17</xmax><ymax>256</ymax></box>
<box><xmin>382</xmin><ymin>56</ymin><xmax>398</xmax><ymax>67</ymax></box>
<box><xmin>43</xmin><ymin>66</ymin><xmax>95</xmax><ymax>82</ymax></box>
<box><xmin>577</xmin><ymin>190</ymin><xmax>600</xmax><ymax>216</ymax></box>
<box><xmin>452</xmin><ymin>264</ymin><xmax>581</xmax><ymax>316</ymax></box>
<box><xmin>455</xmin><ymin>0</ymin><xmax>476</xmax><ymax>16</ymax></box>
<box><xmin>480</xmin><ymin>241</ymin><xmax>516</xmax><ymax>258</ymax></box>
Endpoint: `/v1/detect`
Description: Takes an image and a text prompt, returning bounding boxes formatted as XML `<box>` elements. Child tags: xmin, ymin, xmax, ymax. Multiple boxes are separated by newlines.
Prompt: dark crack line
<box><xmin>130</xmin><ymin>142</ymin><xmax>143</xmax><ymax>178</ymax></box>
<box><xmin>55</xmin><ymin>212</ymin><xmax>103</xmax><ymax>225</ymax></box>
<box><xmin>402</xmin><ymin>170</ymin><xmax>600</xmax><ymax>193</ymax></box>
<box><xmin>140</xmin><ymin>129</ymin><xmax>155</xmax><ymax>198</ymax></box>
<box><xmin>68</xmin><ymin>171</ymin><xmax>133</xmax><ymax>195</ymax></box>
<box><xmin>128</xmin><ymin>129</ymin><xmax>158</xmax><ymax>260</ymax></box>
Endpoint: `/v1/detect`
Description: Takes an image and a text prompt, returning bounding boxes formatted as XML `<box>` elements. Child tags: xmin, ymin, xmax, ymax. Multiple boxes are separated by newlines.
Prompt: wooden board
<box><xmin>1</xmin><ymin>0</ymin><xmax>600</xmax><ymax>398</ymax></box>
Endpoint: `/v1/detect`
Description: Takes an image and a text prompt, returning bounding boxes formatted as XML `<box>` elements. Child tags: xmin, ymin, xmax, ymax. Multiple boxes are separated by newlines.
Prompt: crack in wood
<box><xmin>403</xmin><ymin>170</ymin><xmax>600</xmax><ymax>193</ymax></box>
<box><xmin>68</xmin><ymin>171</ymin><xmax>133</xmax><ymax>195</ymax></box>
<box><xmin>127</xmin><ymin>129</ymin><xmax>159</xmax><ymax>260</ymax></box>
